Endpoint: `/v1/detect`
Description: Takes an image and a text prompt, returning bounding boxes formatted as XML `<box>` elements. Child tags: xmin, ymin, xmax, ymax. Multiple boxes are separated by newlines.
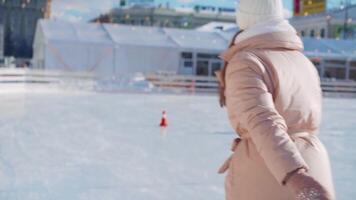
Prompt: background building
<box><xmin>92</xmin><ymin>5</ymin><xmax>235</xmax><ymax>29</ymax></box>
<box><xmin>33</xmin><ymin>20</ymin><xmax>228</xmax><ymax>76</ymax></box>
<box><xmin>293</xmin><ymin>0</ymin><xmax>326</xmax><ymax>16</ymax></box>
<box><xmin>119</xmin><ymin>0</ymin><xmax>155</xmax><ymax>7</ymax></box>
<box><xmin>34</xmin><ymin>20</ymin><xmax>356</xmax><ymax>81</ymax></box>
<box><xmin>0</xmin><ymin>24</ymin><xmax>3</xmax><ymax>61</ymax></box>
<box><xmin>290</xmin><ymin>4</ymin><xmax>356</xmax><ymax>39</ymax></box>
<box><xmin>0</xmin><ymin>0</ymin><xmax>51</xmax><ymax>58</ymax></box>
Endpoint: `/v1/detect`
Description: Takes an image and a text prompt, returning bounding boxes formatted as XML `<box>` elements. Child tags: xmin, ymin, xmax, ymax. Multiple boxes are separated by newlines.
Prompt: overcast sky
<box><xmin>51</xmin><ymin>0</ymin><xmax>349</xmax><ymax>22</ymax></box>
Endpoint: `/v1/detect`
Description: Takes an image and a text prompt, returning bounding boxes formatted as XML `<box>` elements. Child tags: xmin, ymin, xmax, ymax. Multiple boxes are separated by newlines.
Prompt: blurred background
<box><xmin>0</xmin><ymin>0</ymin><xmax>355</xmax><ymax>79</ymax></box>
<box><xmin>0</xmin><ymin>0</ymin><xmax>355</xmax><ymax>200</ymax></box>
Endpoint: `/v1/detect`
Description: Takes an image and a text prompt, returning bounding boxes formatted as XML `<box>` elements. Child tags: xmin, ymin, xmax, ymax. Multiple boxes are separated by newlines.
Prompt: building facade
<box><xmin>0</xmin><ymin>0</ymin><xmax>51</xmax><ymax>58</ymax></box>
<box><xmin>0</xmin><ymin>24</ymin><xmax>3</xmax><ymax>61</ymax></box>
<box><xmin>293</xmin><ymin>0</ymin><xmax>326</xmax><ymax>16</ymax></box>
<box><xmin>92</xmin><ymin>6</ymin><xmax>236</xmax><ymax>29</ymax></box>
<box><xmin>290</xmin><ymin>5</ymin><xmax>356</xmax><ymax>39</ymax></box>
<box><xmin>34</xmin><ymin>20</ymin><xmax>356</xmax><ymax>82</ymax></box>
<box><xmin>119</xmin><ymin>0</ymin><xmax>155</xmax><ymax>7</ymax></box>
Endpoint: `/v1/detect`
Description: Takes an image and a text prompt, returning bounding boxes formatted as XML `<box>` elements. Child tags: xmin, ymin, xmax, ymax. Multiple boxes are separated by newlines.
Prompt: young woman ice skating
<box><xmin>215</xmin><ymin>0</ymin><xmax>335</xmax><ymax>199</ymax></box>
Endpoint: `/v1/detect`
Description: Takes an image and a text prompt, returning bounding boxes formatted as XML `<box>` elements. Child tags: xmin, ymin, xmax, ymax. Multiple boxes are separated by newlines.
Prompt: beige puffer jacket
<box><xmin>217</xmin><ymin>29</ymin><xmax>335</xmax><ymax>199</ymax></box>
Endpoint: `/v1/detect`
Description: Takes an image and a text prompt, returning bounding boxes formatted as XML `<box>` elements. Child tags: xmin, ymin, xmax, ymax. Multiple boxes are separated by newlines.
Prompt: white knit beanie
<box><xmin>236</xmin><ymin>0</ymin><xmax>285</xmax><ymax>30</ymax></box>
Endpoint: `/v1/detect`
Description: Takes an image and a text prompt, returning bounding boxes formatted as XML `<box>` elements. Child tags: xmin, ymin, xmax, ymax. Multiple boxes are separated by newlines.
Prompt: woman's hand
<box><xmin>215</xmin><ymin>70</ymin><xmax>226</xmax><ymax>108</ymax></box>
<box><xmin>218</xmin><ymin>86</ymin><xmax>226</xmax><ymax>107</ymax></box>
<box><xmin>286</xmin><ymin>169</ymin><xmax>333</xmax><ymax>200</ymax></box>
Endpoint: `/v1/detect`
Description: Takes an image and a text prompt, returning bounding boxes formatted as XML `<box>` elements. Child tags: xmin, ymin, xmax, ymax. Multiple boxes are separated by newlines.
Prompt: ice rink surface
<box><xmin>0</xmin><ymin>88</ymin><xmax>355</xmax><ymax>200</ymax></box>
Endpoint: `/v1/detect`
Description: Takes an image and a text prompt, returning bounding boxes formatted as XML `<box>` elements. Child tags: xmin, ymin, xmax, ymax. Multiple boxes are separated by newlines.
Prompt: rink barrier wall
<box><xmin>0</xmin><ymin>68</ymin><xmax>96</xmax><ymax>90</ymax></box>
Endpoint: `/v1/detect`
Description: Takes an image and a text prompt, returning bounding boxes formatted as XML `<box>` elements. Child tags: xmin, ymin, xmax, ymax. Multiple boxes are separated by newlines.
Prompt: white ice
<box><xmin>0</xmin><ymin>86</ymin><xmax>355</xmax><ymax>200</ymax></box>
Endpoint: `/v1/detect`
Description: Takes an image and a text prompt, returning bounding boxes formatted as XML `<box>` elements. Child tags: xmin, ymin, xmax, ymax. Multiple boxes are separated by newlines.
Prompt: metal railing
<box><xmin>146</xmin><ymin>74</ymin><xmax>356</xmax><ymax>96</ymax></box>
<box><xmin>145</xmin><ymin>74</ymin><xmax>219</xmax><ymax>93</ymax></box>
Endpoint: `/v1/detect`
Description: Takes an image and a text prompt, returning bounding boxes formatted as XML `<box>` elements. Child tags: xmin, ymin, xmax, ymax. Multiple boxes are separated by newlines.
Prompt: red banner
<box><xmin>294</xmin><ymin>0</ymin><xmax>301</xmax><ymax>16</ymax></box>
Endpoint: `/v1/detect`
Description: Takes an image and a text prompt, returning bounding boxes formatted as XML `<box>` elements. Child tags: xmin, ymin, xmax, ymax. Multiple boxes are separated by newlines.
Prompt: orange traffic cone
<box><xmin>159</xmin><ymin>111</ymin><xmax>168</xmax><ymax>127</ymax></box>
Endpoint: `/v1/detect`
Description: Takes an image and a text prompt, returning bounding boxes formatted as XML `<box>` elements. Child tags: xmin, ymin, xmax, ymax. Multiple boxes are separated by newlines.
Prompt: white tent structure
<box><xmin>33</xmin><ymin>19</ymin><xmax>356</xmax><ymax>80</ymax></box>
<box><xmin>33</xmin><ymin>20</ymin><xmax>180</xmax><ymax>76</ymax></box>
<box><xmin>33</xmin><ymin>20</ymin><xmax>227</xmax><ymax>77</ymax></box>
<box><xmin>33</xmin><ymin>21</ymin><xmax>116</xmax><ymax>76</ymax></box>
<box><xmin>103</xmin><ymin>25</ymin><xmax>180</xmax><ymax>74</ymax></box>
<box><xmin>196</xmin><ymin>21</ymin><xmax>239</xmax><ymax>33</ymax></box>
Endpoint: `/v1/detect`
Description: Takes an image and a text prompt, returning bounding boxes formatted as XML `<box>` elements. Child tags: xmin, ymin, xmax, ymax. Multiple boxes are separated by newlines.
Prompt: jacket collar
<box><xmin>220</xmin><ymin>19</ymin><xmax>304</xmax><ymax>62</ymax></box>
<box><xmin>219</xmin><ymin>31</ymin><xmax>304</xmax><ymax>62</ymax></box>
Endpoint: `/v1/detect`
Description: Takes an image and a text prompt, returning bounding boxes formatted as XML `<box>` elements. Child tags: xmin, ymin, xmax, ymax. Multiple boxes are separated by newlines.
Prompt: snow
<box><xmin>0</xmin><ymin>87</ymin><xmax>355</xmax><ymax>199</ymax></box>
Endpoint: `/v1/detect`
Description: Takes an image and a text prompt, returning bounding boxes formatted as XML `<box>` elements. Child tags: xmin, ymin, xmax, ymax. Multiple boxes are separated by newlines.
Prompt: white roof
<box><xmin>103</xmin><ymin>24</ymin><xmax>177</xmax><ymax>48</ymax></box>
<box><xmin>163</xmin><ymin>29</ymin><xmax>227</xmax><ymax>51</ymax></box>
<box><xmin>37</xmin><ymin>19</ymin><xmax>228</xmax><ymax>51</ymax></box>
<box><xmin>196</xmin><ymin>21</ymin><xmax>239</xmax><ymax>33</ymax></box>
<box><xmin>40</xmin><ymin>20</ymin><xmax>113</xmax><ymax>44</ymax></box>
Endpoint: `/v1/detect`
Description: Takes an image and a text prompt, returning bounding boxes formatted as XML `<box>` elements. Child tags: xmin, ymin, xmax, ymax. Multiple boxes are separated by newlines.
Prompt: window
<box><xmin>183</xmin><ymin>61</ymin><xmax>193</xmax><ymax>68</ymax></box>
<box><xmin>197</xmin><ymin>53</ymin><xmax>218</xmax><ymax>59</ymax></box>
<box><xmin>310</xmin><ymin>59</ymin><xmax>322</xmax><ymax>76</ymax></box>
<box><xmin>211</xmin><ymin>62</ymin><xmax>222</xmax><ymax>75</ymax></box>
<box><xmin>320</xmin><ymin>28</ymin><xmax>325</xmax><ymax>38</ymax></box>
<box><xmin>195</xmin><ymin>53</ymin><xmax>222</xmax><ymax>76</ymax></box>
<box><xmin>325</xmin><ymin>60</ymin><xmax>346</xmax><ymax>66</ymax></box>
<box><xmin>181</xmin><ymin>52</ymin><xmax>193</xmax><ymax>59</ymax></box>
<box><xmin>349</xmin><ymin>60</ymin><xmax>356</xmax><ymax>80</ymax></box>
<box><xmin>350</xmin><ymin>61</ymin><xmax>356</xmax><ymax>68</ymax></box>
<box><xmin>196</xmin><ymin>60</ymin><xmax>209</xmax><ymax>76</ymax></box>
<box><xmin>323</xmin><ymin>67</ymin><xmax>346</xmax><ymax>79</ymax></box>
<box><xmin>322</xmin><ymin>59</ymin><xmax>348</xmax><ymax>79</ymax></box>
<box><xmin>180</xmin><ymin>52</ymin><xmax>194</xmax><ymax>73</ymax></box>
<box><xmin>350</xmin><ymin>70</ymin><xmax>356</xmax><ymax>80</ymax></box>
<box><xmin>310</xmin><ymin>30</ymin><xmax>315</xmax><ymax>37</ymax></box>
<box><xmin>301</xmin><ymin>31</ymin><xmax>305</xmax><ymax>37</ymax></box>
<box><xmin>180</xmin><ymin>52</ymin><xmax>222</xmax><ymax>76</ymax></box>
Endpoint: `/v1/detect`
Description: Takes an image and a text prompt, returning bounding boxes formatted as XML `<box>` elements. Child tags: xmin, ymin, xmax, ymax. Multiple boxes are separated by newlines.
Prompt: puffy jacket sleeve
<box><xmin>225</xmin><ymin>55</ymin><xmax>309</xmax><ymax>185</ymax></box>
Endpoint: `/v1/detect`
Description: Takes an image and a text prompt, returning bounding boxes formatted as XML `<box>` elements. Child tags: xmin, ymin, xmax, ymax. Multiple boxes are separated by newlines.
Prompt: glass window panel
<box><xmin>196</xmin><ymin>60</ymin><xmax>209</xmax><ymax>76</ymax></box>
<box><xmin>197</xmin><ymin>53</ymin><xmax>218</xmax><ymax>59</ymax></box>
<box><xmin>349</xmin><ymin>70</ymin><xmax>356</xmax><ymax>81</ymax></box>
<box><xmin>325</xmin><ymin>60</ymin><xmax>346</xmax><ymax>66</ymax></box>
<box><xmin>320</xmin><ymin>28</ymin><xmax>325</xmax><ymax>38</ymax></box>
<box><xmin>310</xmin><ymin>30</ymin><xmax>315</xmax><ymax>37</ymax></box>
<box><xmin>324</xmin><ymin>67</ymin><xmax>346</xmax><ymax>79</ymax></box>
<box><xmin>181</xmin><ymin>52</ymin><xmax>193</xmax><ymax>59</ymax></box>
<box><xmin>183</xmin><ymin>61</ymin><xmax>193</xmax><ymax>68</ymax></box>
<box><xmin>315</xmin><ymin>66</ymin><xmax>322</xmax><ymax>77</ymax></box>
<box><xmin>211</xmin><ymin>62</ymin><xmax>222</xmax><ymax>75</ymax></box>
<box><xmin>350</xmin><ymin>61</ymin><xmax>356</xmax><ymax>68</ymax></box>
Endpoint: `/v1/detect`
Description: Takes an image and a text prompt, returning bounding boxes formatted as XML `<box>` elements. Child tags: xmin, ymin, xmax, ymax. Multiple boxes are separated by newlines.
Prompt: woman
<box><xmin>215</xmin><ymin>0</ymin><xmax>335</xmax><ymax>199</ymax></box>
